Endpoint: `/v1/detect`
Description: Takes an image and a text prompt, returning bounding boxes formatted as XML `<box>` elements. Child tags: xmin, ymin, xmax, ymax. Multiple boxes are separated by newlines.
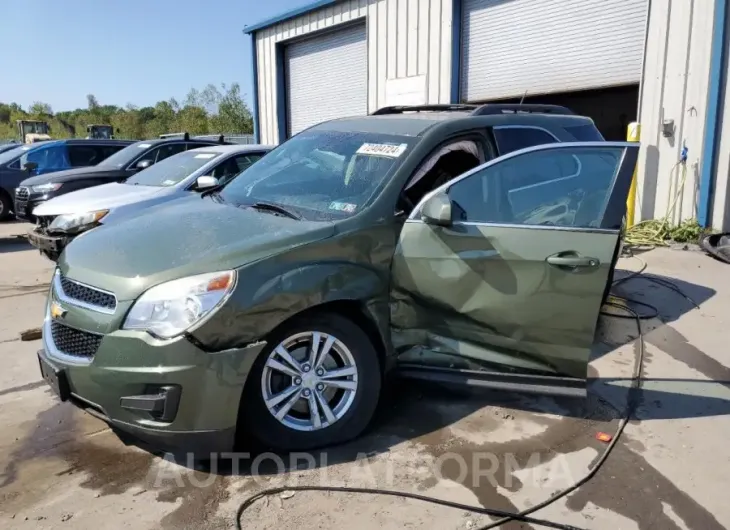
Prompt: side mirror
<box><xmin>136</xmin><ymin>159</ymin><xmax>153</xmax><ymax>170</ymax></box>
<box><xmin>420</xmin><ymin>192</ymin><xmax>452</xmax><ymax>226</ymax></box>
<box><xmin>23</xmin><ymin>162</ymin><xmax>38</xmax><ymax>173</ymax></box>
<box><xmin>196</xmin><ymin>175</ymin><xmax>219</xmax><ymax>190</ymax></box>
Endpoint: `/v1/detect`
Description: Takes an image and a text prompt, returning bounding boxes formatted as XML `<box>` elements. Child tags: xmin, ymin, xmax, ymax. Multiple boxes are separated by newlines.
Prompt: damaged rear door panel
<box><xmin>390</xmin><ymin>141</ymin><xmax>639</xmax><ymax>397</ymax></box>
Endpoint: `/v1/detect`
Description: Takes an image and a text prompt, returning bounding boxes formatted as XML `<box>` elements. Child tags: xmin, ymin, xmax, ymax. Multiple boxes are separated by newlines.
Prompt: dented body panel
<box><xmin>390</xmin><ymin>223</ymin><xmax>620</xmax><ymax>379</ymax></box>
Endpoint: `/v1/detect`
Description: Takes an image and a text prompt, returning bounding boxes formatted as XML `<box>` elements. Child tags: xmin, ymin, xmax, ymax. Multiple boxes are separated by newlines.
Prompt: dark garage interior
<box><xmin>488</xmin><ymin>84</ymin><xmax>640</xmax><ymax>141</ymax></box>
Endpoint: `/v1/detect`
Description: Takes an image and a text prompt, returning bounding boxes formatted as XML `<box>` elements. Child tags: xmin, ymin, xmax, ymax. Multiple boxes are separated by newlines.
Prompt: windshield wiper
<box><xmin>245</xmin><ymin>201</ymin><xmax>301</xmax><ymax>220</ymax></box>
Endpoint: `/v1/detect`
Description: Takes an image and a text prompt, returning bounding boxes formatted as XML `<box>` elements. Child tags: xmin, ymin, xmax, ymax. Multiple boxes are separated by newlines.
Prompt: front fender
<box><xmin>190</xmin><ymin>260</ymin><xmax>389</xmax><ymax>352</ymax></box>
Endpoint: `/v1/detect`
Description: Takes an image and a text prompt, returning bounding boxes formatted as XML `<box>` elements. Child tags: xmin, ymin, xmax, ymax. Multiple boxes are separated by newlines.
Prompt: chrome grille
<box><xmin>15</xmin><ymin>187</ymin><xmax>29</xmax><ymax>201</ymax></box>
<box><xmin>59</xmin><ymin>274</ymin><xmax>117</xmax><ymax>312</ymax></box>
<box><xmin>50</xmin><ymin>321</ymin><xmax>102</xmax><ymax>358</ymax></box>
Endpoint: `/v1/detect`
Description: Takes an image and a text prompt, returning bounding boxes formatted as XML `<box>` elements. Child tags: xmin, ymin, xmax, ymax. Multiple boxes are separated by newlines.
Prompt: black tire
<box><xmin>241</xmin><ymin>312</ymin><xmax>382</xmax><ymax>451</ymax></box>
<box><xmin>0</xmin><ymin>191</ymin><xmax>12</xmax><ymax>221</ymax></box>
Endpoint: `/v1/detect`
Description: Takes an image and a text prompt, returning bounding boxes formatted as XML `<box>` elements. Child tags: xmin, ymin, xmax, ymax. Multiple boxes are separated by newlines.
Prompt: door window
<box><xmin>211</xmin><ymin>153</ymin><xmax>264</xmax><ymax>185</ymax></box>
<box><xmin>151</xmin><ymin>143</ymin><xmax>187</xmax><ymax>163</ymax></box>
<box><xmin>234</xmin><ymin>153</ymin><xmax>264</xmax><ymax>172</ymax></box>
<box><xmin>493</xmin><ymin>127</ymin><xmax>558</xmax><ymax>155</ymax></box>
<box><xmin>444</xmin><ymin>146</ymin><xmax>625</xmax><ymax>229</ymax></box>
<box><xmin>100</xmin><ymin>145</ymin><xmax>127</xmax><ymax>159</ymax></box>
<box><xmin>67</xmin><ymin>145</ymin><xmax>102</xmax><ymax>167</ymax></box>
<box><xmin>19</xmin><ymin>145</ymin><xmax>69</xmax><ymax>174</ymax></box>
<box><xmin>403</xmin><ymin>139</ymin><xmax>484</xmax><ymax>209</ymax></box>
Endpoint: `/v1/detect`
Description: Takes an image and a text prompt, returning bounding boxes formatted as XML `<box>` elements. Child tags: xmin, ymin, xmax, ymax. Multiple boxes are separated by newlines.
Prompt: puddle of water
<box><xmin>1</xmin><ymin>400</ymin><xmax>231</xmax><ymax>529</ymax></box>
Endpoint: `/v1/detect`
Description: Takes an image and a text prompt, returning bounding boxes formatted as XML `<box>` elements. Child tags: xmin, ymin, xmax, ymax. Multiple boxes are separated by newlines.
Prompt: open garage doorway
<box><xmin>492</xmin><ymin>85</ymin><xmax>640</xmax><ymax>141</ymax></box>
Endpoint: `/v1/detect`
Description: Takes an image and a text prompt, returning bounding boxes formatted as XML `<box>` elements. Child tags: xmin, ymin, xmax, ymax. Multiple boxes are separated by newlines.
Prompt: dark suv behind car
<box><xmin>0</xmin><ymin>139</ymin><xmax>132</xmax><ymax>221</ymax></box>
<box><xmin>14</xmin><ymin>133</ymin><xmax>232</xmax><ymax>222</ymax></box>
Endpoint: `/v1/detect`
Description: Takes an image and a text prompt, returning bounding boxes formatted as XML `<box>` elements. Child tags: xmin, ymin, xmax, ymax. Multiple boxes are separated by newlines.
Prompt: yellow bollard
<box><xmin>625</xmin><ymin>122</ymin><xmax>641</xmax><ymax>228</ymax></box>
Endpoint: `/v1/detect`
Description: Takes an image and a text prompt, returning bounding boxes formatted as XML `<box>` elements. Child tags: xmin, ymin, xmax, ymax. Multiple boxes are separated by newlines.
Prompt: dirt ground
<box><xmin>0</xmin><ymin>220</ymin><xmax>728</xmax><ymax>530</ymax></box>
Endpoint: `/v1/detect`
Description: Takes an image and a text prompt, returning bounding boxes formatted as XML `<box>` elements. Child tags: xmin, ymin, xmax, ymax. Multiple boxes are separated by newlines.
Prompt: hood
<box><xmin>20</xmin><ymin>166</ymin><xmax>128</xmax><ymax>186</ymax></box>
<box><xmin>33</xmin><ymin>182</ymin><xmax>168</xmax><ymax>216</ymax></box>
<box><xmin>60</xmin><ymin>196</ymin><xmax>336</xmax><ymax>301</ymax></box>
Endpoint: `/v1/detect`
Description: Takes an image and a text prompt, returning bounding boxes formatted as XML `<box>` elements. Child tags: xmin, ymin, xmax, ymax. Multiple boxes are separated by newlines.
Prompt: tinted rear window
<box><xmin>493</xmin><ymin>127</ymin><xmax>558</xmax><ymax>155</ymax></box>
<box><xmin>564</xmin><ymin>124</ymin><xmax>605</xmax><ymax>141</ymax></box>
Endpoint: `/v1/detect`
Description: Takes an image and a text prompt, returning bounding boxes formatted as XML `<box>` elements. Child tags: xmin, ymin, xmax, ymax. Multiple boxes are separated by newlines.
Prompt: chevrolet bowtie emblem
<box><xmin>50</xmin><ymin>301</ymin><xmax>67</xmax><ymax>320</ymax></box>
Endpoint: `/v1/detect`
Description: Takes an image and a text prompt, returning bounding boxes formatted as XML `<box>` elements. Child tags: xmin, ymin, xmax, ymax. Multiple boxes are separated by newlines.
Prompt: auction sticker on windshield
<box><xmin>356</xmin><ymin>143</ymin><xmax>408</xmax><ymax>158</ymax></box>
<box><xmin>194</xmin><ymin>153</ymin><xmax>216</xmax><ymax>159</ymax></box>
<box><xmin>329</xmin><ymin>201</ymin><xmax>357</xmax><ymax>213</ymax></box>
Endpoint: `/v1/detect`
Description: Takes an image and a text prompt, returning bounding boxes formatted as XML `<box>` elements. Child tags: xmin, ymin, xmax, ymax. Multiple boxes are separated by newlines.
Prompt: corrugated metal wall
<box><xmin>460</xmin><ymin>0</ymin><xmax>647</xmax><ymax>102</ymax></box>
<box><xmin>712</xmin><ymin>9</ymin><xmax>730</xmax><ymax>230</ymax></box>
<box><xmin>253</xmin><ymin>0</ymin><xmax>454</xmax><ymax>145</ymax></box>
<box><xmin>636</xmin><ymin>0</ymin><xmax>717</xmax><ymax>226</ymax></box>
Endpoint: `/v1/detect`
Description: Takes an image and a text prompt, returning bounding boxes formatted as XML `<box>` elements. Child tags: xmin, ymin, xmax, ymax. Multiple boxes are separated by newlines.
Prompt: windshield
<box><xmin>20</xmin><ymin>122</ymin><xmax>49</xmax><ymax>134</ymax></box>
<box><xmin>0</xmin><ymin>145</ymin><xmax>29</xmax><ymax>166</ymax></box>
<box><xmin>90</xmin><ymin>127</ymin><xmax>113</xmax><ymax>139</ymax></box>
<box><xmin>126</xmin><ymin>150</ymin><xmax>221</xmax><ymax>187</ymax></box>
<box><xmin>219</xmin><ymin>130</ymin><xmax>415</xmax><ymax>220</ymax></box>
<box><xmin>98</xmin><ymin>141</ymin><xmax>156</xmax><ymax>168</ymax></box>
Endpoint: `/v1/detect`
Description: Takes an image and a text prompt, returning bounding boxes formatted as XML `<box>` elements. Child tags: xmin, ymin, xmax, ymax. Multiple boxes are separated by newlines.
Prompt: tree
<box><xmin>1</xmin><ymin>82</ymin><xmax>254</xmax><ymax>140</ymax></box>
<box><xmin>175</xmin><ymin>105</ymin><xmax>209</xmax><ymax>135</ymax></box>
<box><xmin>211</xmin><ymin>83</ymin><xmax>253</xmax><ymax>133</ymax></box>
<box><xmin>0</xmin><ymin>104</ymin><xmax>10</xmax><ymax>124</ymax></box>
<box><xmin>86</xmin><ymin>94</ymin><xmax>100</xmax><ymax>112</ymax></box>
<box><xmin>29</xmin><ymin>101</ymin><xmax>53</xmax><ymax>117</ymax></box>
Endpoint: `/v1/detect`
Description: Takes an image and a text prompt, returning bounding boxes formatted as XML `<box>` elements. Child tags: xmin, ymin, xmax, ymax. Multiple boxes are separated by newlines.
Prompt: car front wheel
<box><xmin>242</xmin><ymin>312</ymin><xmax>381</xmax><ymax>451</ymax></box>
<box><xmin>0</xmin><ymin>192</ymin><xmax>11</xmax><ymax>221</ymax></box>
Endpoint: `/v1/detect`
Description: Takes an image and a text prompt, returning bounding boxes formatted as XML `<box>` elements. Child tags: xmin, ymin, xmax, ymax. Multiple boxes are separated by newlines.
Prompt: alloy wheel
<box><xmin>261</xmin><ymin>331</ymin><xmax>359</xmax><ymax>432</ymax></box>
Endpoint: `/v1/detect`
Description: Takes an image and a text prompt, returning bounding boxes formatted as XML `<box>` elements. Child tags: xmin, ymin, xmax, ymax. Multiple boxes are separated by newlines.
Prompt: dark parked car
<box><xmin>0</xmin><ymin>139</ymin><xmax>132</xmax><ymax>221</ymax></box>
<box><xmin>0</xmin><ymin>142</ymin><xmax>21</xmax><ymax>155</ymax></box>
<box><xmin>14</xmin><ymin>133</ymin><xmax>231</xmax><ymax>222</ymax></box>
<box><xmin>38</xmin><ymin>104</ymin><xmax>636</xmax><ymax>454</ymax></box>
<box><xmin>28</xmin><ymin>144</ymin><xmax>272</xmax><ymax>261</ymax></box>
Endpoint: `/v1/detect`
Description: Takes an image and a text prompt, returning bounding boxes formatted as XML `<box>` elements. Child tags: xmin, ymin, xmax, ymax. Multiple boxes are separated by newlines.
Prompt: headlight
<box><xmin>123</xmin><ymin>271</ymin><xmax>237</xmax><ymax>339</ymax></box>
<box><xmin>31</xmin><ymin>182</ymin><xmax>63</xmax><ymax>193</ymax></box>
<box><xmin>48</xmin><ymin>210</ymin><xmax>109</xmax><ymax>233</ymax></box>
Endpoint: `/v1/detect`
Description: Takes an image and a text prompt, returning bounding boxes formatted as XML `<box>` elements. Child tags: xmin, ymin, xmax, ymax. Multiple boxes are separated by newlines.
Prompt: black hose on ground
<box><xmin>235</xmin><ymin>263</ymin><xmax>699</xmax><ymax>530</ymax></box>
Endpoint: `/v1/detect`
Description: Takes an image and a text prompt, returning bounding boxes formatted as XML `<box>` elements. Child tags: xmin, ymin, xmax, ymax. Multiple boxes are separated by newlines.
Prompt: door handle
<box><xmin>546</xmin><ymin>254</ymin><xmax>600</xmax><ymax>268</ymax></box>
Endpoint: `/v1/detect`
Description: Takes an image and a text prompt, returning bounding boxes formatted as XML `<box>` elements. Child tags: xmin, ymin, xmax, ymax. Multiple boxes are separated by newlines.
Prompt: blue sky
<box><xmin>0</xmin><ymin>0</ymin><xmax>313</xmax><ymax>112</ymax></box>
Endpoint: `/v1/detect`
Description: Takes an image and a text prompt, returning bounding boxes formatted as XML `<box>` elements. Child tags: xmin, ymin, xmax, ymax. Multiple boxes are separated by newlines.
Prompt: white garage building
<box><xmin>245</xmin><ymin>0</ymin><xmax>730</xmax><ymax>230</ymax></box>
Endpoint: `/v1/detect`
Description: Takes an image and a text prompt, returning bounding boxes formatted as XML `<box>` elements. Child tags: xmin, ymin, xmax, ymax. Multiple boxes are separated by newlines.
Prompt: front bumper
<box><xmin>27</xmin><ymin>228</ymin><xmax>72</xmax><ymax>261</ymax></box>
<box><xmin>14</xmin><ymin>196</ymin><xmax>46</xmax><ymax>222</ymax></box>
<box><xmin>38</xmin><ymin>303</ymin><xmax>266</xmax><ymax>455</ymax></box>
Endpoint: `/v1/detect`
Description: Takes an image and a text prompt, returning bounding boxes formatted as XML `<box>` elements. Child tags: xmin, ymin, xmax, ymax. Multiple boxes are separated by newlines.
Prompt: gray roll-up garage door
<box><xmin>285</xmin><ymin>23</ymin><xmax>367</xmax><ymax>137</ymax></box>
<box><xmin>461</xmin><ymin>0</ymin><xmax>648</xmax><ymax>102</ymax></box>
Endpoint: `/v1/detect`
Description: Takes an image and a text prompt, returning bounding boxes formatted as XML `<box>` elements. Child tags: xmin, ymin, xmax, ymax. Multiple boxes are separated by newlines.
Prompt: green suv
<box><xmin>37</xmin><ymin>104</ymin><xmax>638</xmax><ymax>453</ymax></box>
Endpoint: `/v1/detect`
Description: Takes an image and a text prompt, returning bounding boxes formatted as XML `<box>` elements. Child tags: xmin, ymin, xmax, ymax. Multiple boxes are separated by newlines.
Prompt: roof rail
<box><xmin>471</xmin><ymin>104</ymin><xmax>574</xmax><ymax>116</ymax></box>
<box><xmin>158</xmin><ymin>132</ymin><xmax>191</xmax><ymax>140</ymax></box>
<box><xmin>371</xmin><ymin>104</ymin><xmax>478</xmax><ymax>115</ymax></box>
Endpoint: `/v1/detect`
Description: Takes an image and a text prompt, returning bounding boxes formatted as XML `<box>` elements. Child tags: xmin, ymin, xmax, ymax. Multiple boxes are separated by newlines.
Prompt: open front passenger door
<box><xmin>389</xmin><ymin>141</ymin><xmax>639</xmax><ymax>398</ymax></box>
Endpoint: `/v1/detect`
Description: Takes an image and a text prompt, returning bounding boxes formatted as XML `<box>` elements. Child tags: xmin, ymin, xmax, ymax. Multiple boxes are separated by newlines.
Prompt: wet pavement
<box><xmin>0</xmin><ymin>221</ymin><xmax>728</xmax><ymax>529</ymax></box>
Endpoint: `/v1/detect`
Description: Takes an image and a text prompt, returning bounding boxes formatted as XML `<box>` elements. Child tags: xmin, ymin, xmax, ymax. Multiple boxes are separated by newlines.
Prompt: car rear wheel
<box><xmin>0</xmin><ymin>192</ymin><xmax>12</xmax><ymax>221</ymax></box>
<box><xmin>242</xmin><ymin>312</ymin><xmax>381</xmax><ymax>451</ymax></box>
